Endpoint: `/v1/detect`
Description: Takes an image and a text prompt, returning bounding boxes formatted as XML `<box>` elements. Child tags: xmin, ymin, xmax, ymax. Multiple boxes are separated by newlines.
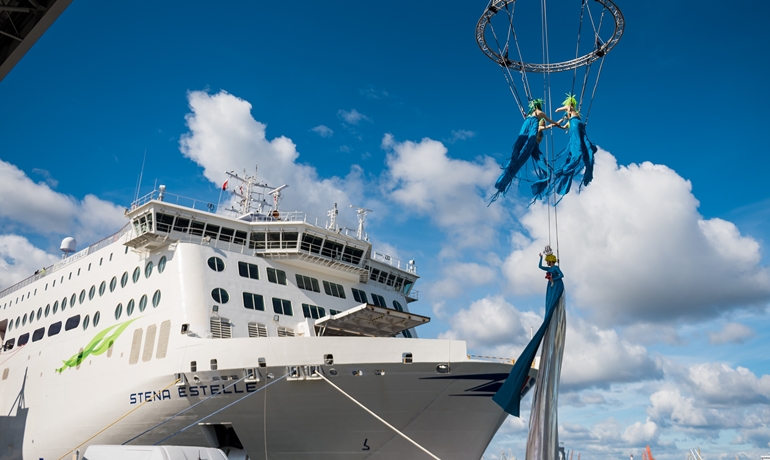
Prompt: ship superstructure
<box><xmin>0</xmin><ymin>171</ymin><xmax>532</xmax><ymax>460</ymax></box>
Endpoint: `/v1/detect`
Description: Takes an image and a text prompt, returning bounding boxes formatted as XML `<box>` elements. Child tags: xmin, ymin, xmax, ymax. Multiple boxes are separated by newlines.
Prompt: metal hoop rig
<box><xmin>476</xmin><ymin>0</ymin><xmax>625</xmax><ymax>73</ymax></box>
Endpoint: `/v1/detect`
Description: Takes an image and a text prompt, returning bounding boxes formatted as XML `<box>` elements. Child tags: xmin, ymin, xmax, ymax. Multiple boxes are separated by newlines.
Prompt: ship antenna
<box><xmin>350</xmin><ymin>205</ymin><xmax>373</xmax><ymax>242</ymax></box>
<box><xmin>327</xmin><ymin>203</ymin><xmax>339</xmax><ymax>232</ymax></box>
<box><xmin>134</xmin><ymin>148</ymin><xmax>147</xmax><ymax>201</ymax></box>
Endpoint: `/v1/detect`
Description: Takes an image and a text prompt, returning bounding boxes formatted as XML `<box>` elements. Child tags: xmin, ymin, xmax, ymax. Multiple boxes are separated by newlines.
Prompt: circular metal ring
<box><xmin>476</xmin><ymin>0</ymin><xmax>624</xmax><ymax>73</ymax></box>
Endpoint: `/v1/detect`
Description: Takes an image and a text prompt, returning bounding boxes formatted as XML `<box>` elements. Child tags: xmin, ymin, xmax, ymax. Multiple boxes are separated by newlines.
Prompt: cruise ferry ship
<box><xmin>0</xmin><ymin>170</ymin><xmax>534</xmax><ymax>460</ymax></box>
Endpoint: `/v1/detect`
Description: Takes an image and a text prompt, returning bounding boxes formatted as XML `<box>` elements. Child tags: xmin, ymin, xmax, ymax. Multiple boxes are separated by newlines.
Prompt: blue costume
<box><xmin>490</xmin><ymin>100</ymin><xmax>550</xmax><ymax>204</ymax></box>
<box><xmin>550</xmin><ymin>115</ymin><xmax>597</xmax><ymax>199</ymax></box>
<box><xmin>493</xmin><ymin>255</ymin><xmax>565</xmax><ymax>417</ymax></box>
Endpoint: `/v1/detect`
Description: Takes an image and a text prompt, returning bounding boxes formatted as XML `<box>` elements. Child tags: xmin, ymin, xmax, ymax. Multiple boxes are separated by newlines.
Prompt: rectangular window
<box><xmin>266</xmin><ymin>268</ymin><xmax>287</xmax><ymax>285</ymax></box>
<box><xmin>18</xmin><ymin>333</ymin><xmax>30</xmax><ymax>346</ymax></box>
<box><xmin>282</xmin><ymin>232</ymin><xmax>299</xmax><ymax>249</ymax></box>
<box><xmin>65</xmin><ymin>315</ymin><xmax>81</xmax><ymax>331</ymax></box>
<box><xmin>173</xmin><ymin>217</ymin><xmax>190</xmax><ymax>233</ymax></box>
<box><xmin>351</xmin><ymin>288</ymin><xmax>368</xmax><ymax>304</ymax></box>
<box><xmin>301</xmin><ymin>234</ymin><xmax>324</xmax><ymax>254</ymax></box>
<box><xmin>204</xmin><ymin>224</ymin><xmax>220</xmax><ymax>239</ymax></box>
<box><xmin>190</xmin><ymin>220</ymin><xmax>205</xmax><ymax>236</ymax></box>
<box><xmin>272</xmin><ymin>297</ymin><xmax>293</xmax><ymax>316</ymax></box>
<box><xmin>238</xmin><ymin>262</ymin><xmax>259</xmax><ymax>280</ymax></box>
<box><xmin>295</xmin><ymin>274</ymin><xmax>320</xmax><ymax>292</ymax></box>
<box><xmin>219</xmin><ymin>227</ymin><xmax>234</xmax><ymax>243</ymax></box>
<box><xmin>342</xmin><ymin>246</ymin><xmax>365</xmax><ymax>265</ymax></box>
<box><xmin>249</xmin><ymin>231</ymin><xmax>266</xmax><ymax>250</ymax></box>
<box><xmin>321</xmin><ymin>239</ymin><xmax>345</xmax><ymax>259</ymax></box>
<box><xmin>48</xmin><ymin>321</ymin><xmax>62</xmax><ymax>336</ymax></box>
<box><xmin>243</xmin><ymin>292</ymin><xmax>265</xmax><ymax>311</ymax></box>
<box><xmin>156</xmin><ymin>213</ymin><xmax>175</xmax><ymax>232</ymax></box>
<box><xmin>369</xmin><ymin>268</ymin><xmax>380</xmax><ymax>282</ymax></box>
<box><xmin>323</xmin><ymin>281</ymin><xmax>347</xmax><ymax>299</ymax></box>
<box><xmin>329</xmin><ymin>309</ymin><xmax>342</xmax><ymax>316</ymax></box>
<box><xmin>371</xmin><ymin>294</ymin><xmax>386</xmax><ymax>307</ymax></box>
<box><xmin>233</xmin><ymin>230</ymin><xmax>248</xmax><ymax>246</ymax></box>
<box><xmin>32</xmin><ymin>328</ymin><xmax>45</xmax><ymax>342</ymax></box>
<box><xmin>302</xmin><ymin>304</ymin><xmax>326</xmax><ymax>319</ymax></box>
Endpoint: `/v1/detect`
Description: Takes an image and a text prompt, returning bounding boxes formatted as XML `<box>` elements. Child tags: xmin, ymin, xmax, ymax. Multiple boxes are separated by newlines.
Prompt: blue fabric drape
<box><xmin>550</xmin><ymin>117</ymin><xmax>597</xmax><ymax>198</ymax></box>
<box><xmin>493</xmin><ymin>259</ymin><xmax>564</xmax><ymax>417</ymax></box>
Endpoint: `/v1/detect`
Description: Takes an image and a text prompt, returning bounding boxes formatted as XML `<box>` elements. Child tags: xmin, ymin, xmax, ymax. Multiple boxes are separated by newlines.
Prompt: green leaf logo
<box><xmin>56</xmin><ymin>318</ymin><xmax>138</xmax><ymax>373</ymax></box>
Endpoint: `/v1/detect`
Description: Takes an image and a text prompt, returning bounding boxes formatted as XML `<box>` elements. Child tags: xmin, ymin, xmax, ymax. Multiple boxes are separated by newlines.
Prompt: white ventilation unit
<box><xmin>277</xmin><ymin>326</ymin><xmax>295</xmax><ymax>337</ymax></box>
<box><xmin>210</xmin><ymin>317</ymin><xmax>232</xmax><ymax>339</ymax></box>
<box><xmin>248</xmin><ymin>322</ymin><xmax>268</xmax><ymax>338</ymax></box>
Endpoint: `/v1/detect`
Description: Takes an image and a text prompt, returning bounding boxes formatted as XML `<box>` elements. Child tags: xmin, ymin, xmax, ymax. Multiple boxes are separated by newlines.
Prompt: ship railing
<box><xmin>0</xmin><ymin>224</ymin><xmax>131</xmax><ymax>298</ymax></box>
<box><xmin>131</xmin><ymin>190</ymin><xmax>220</xmax><ymax>214</ymax></box>
<box><xmin>370</xmin><ymin>251</ymin><xmax>417</xmax><ymax>274</ymax></box>
<box><xmin>467</xmin><ymin>354</ymin><xmax>515</xmax><ymax>364</ymax></box>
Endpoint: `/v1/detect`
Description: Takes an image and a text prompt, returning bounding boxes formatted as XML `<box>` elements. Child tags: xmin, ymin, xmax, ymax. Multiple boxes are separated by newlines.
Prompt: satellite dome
<box><xmin>60</xmin><ymin>237</ymin><xmax>77</xmax><ymax>255</ymax></box>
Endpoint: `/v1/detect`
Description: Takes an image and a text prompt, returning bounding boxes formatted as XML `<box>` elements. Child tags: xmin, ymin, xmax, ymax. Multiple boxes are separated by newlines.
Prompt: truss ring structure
<box><xmin>476</xmin><ymin>0</ymin><xmax>625</xmax><ymax>73</ymax></box>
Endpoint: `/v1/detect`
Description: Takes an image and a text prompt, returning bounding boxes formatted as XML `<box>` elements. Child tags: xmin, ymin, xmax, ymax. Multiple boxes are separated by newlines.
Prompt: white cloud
<box><xmin>622</xmin><ymin>420</ymin><xmax>660</xmax><ymax>445</ymax></box>
<box><xmin>0</xmin><ymin>235</ymin><xmax>59</xmax><ymax>289</ymax></box>
<box><xmin>684</xmin><ymin>363</ymin><xmax>770</xmax><ymax>405</ymax></box>
<box><xmin>503</xmin><ymin>149</ymin><xmax>770</xmax><ymax>326</ymax></box>
<box><xmin>447</xmin><ymin>129</ymin><xmax>476</xmax><ymax>143</ymax></box>
<box><xmin>337</xmin><ymin>108</ymin><xmax>371</xmax><ymax>125</ymax></box>
<box><xmin>707</xmin><ymin>322</ymin><xmax>755</xmax><ymax>344</ymax></box>
<box><xmin>382</xmin><ymin>134</ymin><xmax>505</xmax><ymax>251</ymax></box>
<box><xmin>311</xmin><ymin>125</ymin><xmax>333</xmax><ymax>137</ymax></box>
<box><xmin>427</xmin><ymin>261</ymin><xmax>497</xmax><ymax>299</ymax></box>
<box><xmin>179</xmin><ymin>90</ymin><xmax>364</xmax><ymax>227</ymax></box>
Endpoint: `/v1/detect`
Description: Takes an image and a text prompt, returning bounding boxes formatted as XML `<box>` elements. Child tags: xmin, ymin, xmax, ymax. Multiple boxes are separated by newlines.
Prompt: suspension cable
<box><xmin>571</xmin><ymin>0</ymin><xmax>588</xmax><ymax>97</ymax></box>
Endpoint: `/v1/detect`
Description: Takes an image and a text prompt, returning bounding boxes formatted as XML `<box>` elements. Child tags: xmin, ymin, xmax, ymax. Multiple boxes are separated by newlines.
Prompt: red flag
<box><xmin>221</xmin><ymin>180</ymin><xmax>228</xmax><ymax>191</ymax></box>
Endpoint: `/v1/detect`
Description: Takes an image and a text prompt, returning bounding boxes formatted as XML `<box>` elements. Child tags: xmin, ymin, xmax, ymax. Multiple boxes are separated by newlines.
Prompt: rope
<box><xmin>487</xmin><ymin>9</ymin><xmax>528</xmax><ymax>117</ymax></box>
<box><xmin>122</xmin><ymin>374</ymin><xmax>252</xmax><ymax>445</ymax></box>
<box><xmin>0</xmin><ymin>344</ymin><xmax>25</xmax><ymax>366</ymax></box>
<box><xmin>584</xmin><ymin>55</ymin><xmax>606</xmax><ymax>124</ymax></box>
<box><xmin>153</xmin><ymin>373</ymin><xmax>288</xmax><ymax>445</ymax></box>
<box><xmin>319</xmin><ymin>373</ymin><xmax>442</xmax><ymax>460</ymax></box>
<box><xmin>58</xmin><ymin>378</ymin><xmax>180</xmax><ymax>460</ymax></box>
<box><xmin>571</xmin><ymin>0</ymin><xmax>588</xmax><ymax>97</ymax></box>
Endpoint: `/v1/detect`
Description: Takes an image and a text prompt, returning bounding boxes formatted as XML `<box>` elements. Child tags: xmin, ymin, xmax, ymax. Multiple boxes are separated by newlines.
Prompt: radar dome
<box><xmin>60</xmin><ymin>237</ymin><xmax>77</xmax><ymax>255</ymax></box>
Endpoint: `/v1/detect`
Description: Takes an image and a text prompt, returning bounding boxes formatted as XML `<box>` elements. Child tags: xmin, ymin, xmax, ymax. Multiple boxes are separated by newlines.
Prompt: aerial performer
<box><xmin>548</xmin><ymin>94</ymin><xmax>598</xmax><ymax>200</ymax></box>
<box><xmin>489</xmin><ymin>99</ymin><xmax>561</xmax><ymax>203</ymax></box>
<box><xmin>492</xmin><ymin>247</ymin><xmax>566</xmax><ymax>460</ymax></box>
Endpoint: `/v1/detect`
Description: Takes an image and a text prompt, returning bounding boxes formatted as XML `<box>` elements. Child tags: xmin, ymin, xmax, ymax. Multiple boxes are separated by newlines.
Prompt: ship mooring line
<box><xmin>319</xmin><ymin>373</ymin><xmax>442</xmax><ymax>460</ymax></box>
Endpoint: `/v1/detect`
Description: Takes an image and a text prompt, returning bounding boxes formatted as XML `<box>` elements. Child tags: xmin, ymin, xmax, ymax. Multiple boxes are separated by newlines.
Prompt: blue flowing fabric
<box><xmin>490</xmin><ymin>116</ymin><xmax>544</xmax><ymax>203</ymax></box>
<box><xmin>493</xmin><ymin>258</ymin><xmax>564</xmax><ymax>417</ymax></box>
<box><xmin>550</xmin><ymin>116</ymin><xmax>597</xmax><ymax>198</ymax></box>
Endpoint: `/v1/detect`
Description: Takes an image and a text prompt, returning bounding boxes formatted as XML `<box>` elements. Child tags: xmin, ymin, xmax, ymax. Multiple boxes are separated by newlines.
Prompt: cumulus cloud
<box><xmin>337</xmin><ymin>108</ymin><xmax>371</xmax><ymax>125</ymax></box>
<box><xmin>503</xmin><ymin>149</ymin><xmax>770</xmax><ymax>325</ymax></box>
<box><xmin>0</xmin><ymin>235</ymin><xmax>59</xmax><ymax>289</ymax></box>
<box><xmin>0</xmin><ymin>159</ymin><xmax>126</xmax><ymax>245</ymax></box>
<box><xmin>382</xmin><ymin>134</ymin><xmax>505</xmax><ymax>250</ymax></box>
<box><xmin>311</xmin><ymin>125</ymin><xmax>333</xmax><ymax>137</ymax></box>
<box><xmin>621</xmin><ymin>420</ymin><xmax>660</xmax><ymax>445</ymax></box>
<box><xmin>707</xmin><ymin>322</ymin><xmax>755</xmax><ymax>344</ymax></box>
<box><xmin>179</xmin><ymin>90</ymin><xmax>364</xmax><ymax>227</ymax></box>
<box><xmin>684</xmin><ymin>363</ymin><xmax>770</xmax><ymax>405</ymax></box>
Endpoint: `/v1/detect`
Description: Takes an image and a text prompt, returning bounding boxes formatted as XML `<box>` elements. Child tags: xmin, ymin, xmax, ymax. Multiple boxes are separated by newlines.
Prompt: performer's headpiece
<box><xmin>528</xmin><ymin>98</ymin><xmax>543</xmax><ymax>114</ymax></box>
<box><xmin>562</xmin><ymin>93</ymin><xmax>577</xmax><ymax>108</ymax></box>
<box><xmin>543</xmin><ymin>245</ymin><xmax>558</xmax><ymax>263</ymax></box>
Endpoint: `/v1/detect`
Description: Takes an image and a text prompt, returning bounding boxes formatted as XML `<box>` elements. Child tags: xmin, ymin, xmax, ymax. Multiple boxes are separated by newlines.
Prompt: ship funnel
<box><xmin>60</xmin><ymin>237</ymin><xmax>77</xmax><ymax>258</ymax></box>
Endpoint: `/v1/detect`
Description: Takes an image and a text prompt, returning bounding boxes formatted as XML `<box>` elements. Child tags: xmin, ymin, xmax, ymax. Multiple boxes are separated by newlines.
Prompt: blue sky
<box><xmin>2</xmin><ymin>1</ymin><xmax>770</xmax><ymax>459</ymax></box>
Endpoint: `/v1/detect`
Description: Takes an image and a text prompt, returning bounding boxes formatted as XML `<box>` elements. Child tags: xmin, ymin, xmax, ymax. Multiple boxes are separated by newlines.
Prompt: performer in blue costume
<box><xmin>490</xmin><ymin>99</ymin><xmax>561</xmax><ymax>203</ymax></box>
<box><xmin>492</xmin><ymin>250</ymin><xmax>565</xmax><ymax>417</ymax></box>
<box><xmin>549</xmin><ymin>94</ymin><xmax>598</xmax><ymax>199</ymax></box>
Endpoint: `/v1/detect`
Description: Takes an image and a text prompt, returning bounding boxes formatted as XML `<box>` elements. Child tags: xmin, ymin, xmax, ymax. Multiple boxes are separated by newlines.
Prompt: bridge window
<box><xmin>218</xmin><ymin>227</ymin><xmax>234</xmax><ymax>243</ymax></box>
<box><xmin>266</xmin><ymin>268</ymin><xmax>287</xmax><ymax>285</ymax></box>
<box><xmin>48</xmin><ymin>321</ymin><xmax>61</xmax><ymax>336</ymax></box>
<box><xmin>272</xmin><ymin>298</ymin><xmax>293</xmax><ymax>316</ymax></box>
<box><xmin>302</xmin><ymin>304</ymin><xmax>326</xmax><ymax>319</ymax></box>
<box><xmin>156</xmin><ymin>213</ymin><xmax>174</xmax><ymax>232</ymax></box>
<box><xmin>233</xmin><ymin>230</ymin><xmax>248</xmax><ymax>246</ymax></box>
<box><xmin>238</xmin><ymin>262</ymin><xmax>259</xmax><ymax>280</ymax></box>
<box><xmin>300</xmin><ymin>234</ymin><xmax>323</xmax><ymax>254</ymax></box>
<box><xmin>158</xmin><ymin>255</ymin><xmax>167</xmax><ymax>273</ymax></box>
<box><xmin>208</xmin><ymin>257</ymin><xmax>225</xmax><ymax>272</ymax></box>
<box><xmin>32</xmin><ymin>328</ymin><xmax>45</xmax><ymax>342</ymax></box>
<box><xmin>295</xmin><ymin>274</ymin><xmax>320</xmax><ymax>292</ymax></box>
<box><xmin>321</xmin><ymin>240</ymin><xmax>344</xmax><ymax>259</ymax></box>
<box><xmin>243</xmin><ymin>292</ymin><xmax>265</xmax><ymax>311</ymax></box>
<box><xmin>204</xmin><ymin>224</ymin><xmax>220</xmax><ymax>239</ymax></box>
<box><xmin>324</xmin><ymin>281</ymin><xmax>346</xmax><ymax>299</ymax></box>
<box><xmin>173</xmin><ymin>217</ymin><xmax>190</xmax><ymax>233</ymax></box>
<box><xmin>351</xmin><ymin>288</ymin><xmax>368</xmax><ymax>304</ymax></box>
<box><xmin>211</xmin><ymin>288</ymin><xmax>230</xmax><ymax>304</ymax></box>
<box><xmin>65</xmin><ymin>315</ymin><xmax>80</xmax><ymax>331</ymax></box>
<box><xmin>342</xmin><ymin>246</ymin><xmax>364</xmax><ymax>265</ymax></box>
<box><xmin>190</xmin><ymin>220</ymin><xmax>205</xmax><ymax>236</ymax></box>
<box><xmin>371</xmin><ymin>294</ymin><xmax>386</xmax><ymax>307</ymax></box>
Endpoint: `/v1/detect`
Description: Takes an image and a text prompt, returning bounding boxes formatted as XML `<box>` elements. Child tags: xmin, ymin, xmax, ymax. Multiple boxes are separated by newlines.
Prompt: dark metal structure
<box><xmin>0</xmin><ymin>0</ymin><xmax>72</xmax><ymax>82</ymax></box>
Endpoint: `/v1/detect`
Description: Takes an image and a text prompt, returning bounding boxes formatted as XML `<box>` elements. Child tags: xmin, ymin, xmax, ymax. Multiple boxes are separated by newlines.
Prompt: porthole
<box><xmin>132</xmin><ymin>267</ymin><xmax>140</xmax><ymax>283</ymax></box>
<box><xmin>207</xmin><ymin>257</ymin><xmax>225</xmax><ymax>272</ymax></box>
<box><xmin>83</xmin><ymin>315</ymin><xmax>90</xmax><ymax>330</ymax></box>
<box><xmin>7</xmin><ymin>321</ymin><xmax>12</xmax><ymax>332</ymax></box>
<box><xmin>79</xmin><ymin>289</ymin><xmax>86</xmax><ymax>304</ymax></box>
<box><xmin>158</xmin><ymin>256</ymin><xmax>167</xmax><ymax>273</ymax></box>
<box><xmin>115</xmin><ymin>303</ymin><xmax>123</xmax><ymax>320</ymax></box>
<box><xmin>145</xmin><ymin>261</ymin><xmax>153</xmax><ymax>279</ymax></box>
<box><xmin>126</xmin><ymin>299</ymin><xmax>135</xmax><ymax>317</ymax></box>
<box><xmin>70</xmin><ymin>293</ymin><xmax>76</xmax><ymax>307</ymax></box>
<box><xmin>152</xmin><ymin>290</ymin><xmax>161</xmax><ymax>308</ymax></box>
<box><xmin>22</xmin><ymin>314</ymin><xmax>27</xmax><ymax>326</ymax></box>
<box><xmin>139</xmin><ymin>294</ymin><xmax>148</xmax><ymax>312</ymax></box>
<box><xmin>121</xmin><ymin>272</ymin><xmax>129</xmax><ymax>288</ymax></box>
<box><xmin>211</xmin><ymin>288</ymin><xmax>229</xmax><ymax>304</ymax></box>
<box><xmin>93</xmin><ymin>311</ymin><xmax>101</xmax><ymax>327</ymax></box>
<box><xmin>61</xmin><ymin>296</ymin><xmax>68</xmax><ymax>311</ymax></box>
<box><xmin>99</xmin><ymin>281</ymin><xmax>106</xmax><ymax>296</ymax></box>
<box><xmin>53</xmin><ymin>300</ymin><xmax>59</xmax><ymax>314</ymax></box>
<box><xmin>45</xmin><ymin>304</ymin><xmax>50</xmax><ymax>317</ymax></box>
<box><xmin>89</xmin><ymin>285</ymin><xmax>96</xmax><ymax>300</ymax></box>
<box><xmin>110</xmin><ymin>276</ymin><xmax>117</xmax><ymax>292</ymax></box>
<box><xmin>14</xmin><ymin>317</ymin><xmax>19</xmax><ymax>328</ymax></box>
<box><xmin>36</xmin><ymin>308</ymin><xmax>42</xmax><ymax>320</ymax></box>
<box><xmin>28</xmin><ymin>310</ymin><xmax>33</xmax><ymax>324</ymax></box>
